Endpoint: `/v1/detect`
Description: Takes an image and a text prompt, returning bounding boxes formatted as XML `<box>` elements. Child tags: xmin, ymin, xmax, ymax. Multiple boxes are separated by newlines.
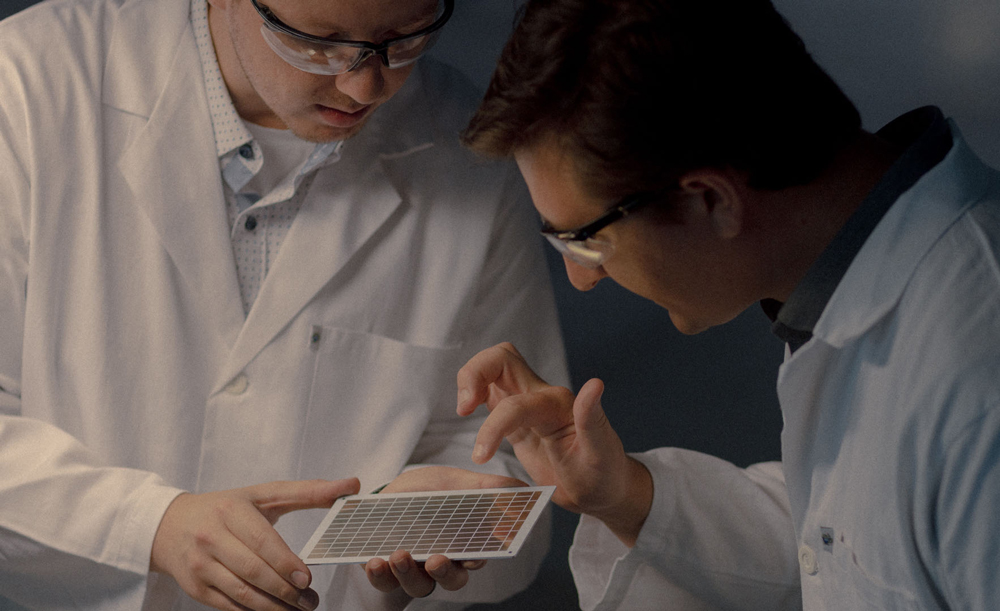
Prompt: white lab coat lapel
<box><xmin>104</xmin><ymin>0</ymin><xmax>245</xmax><ymax>352</ymax></box>
<box><xmin>101</xmin><ymin>0</ymin><xmax>432</xmax><ymax>390</ymax></box>
<box><xmin>220</xmin><ymin>152</ymin><xmax>404</xmax><ymax>387</ymax></box>
<box><xmin>213</xmin><ymin>68</ymin><xmax>442</xmax><ymax>387</ymax></box>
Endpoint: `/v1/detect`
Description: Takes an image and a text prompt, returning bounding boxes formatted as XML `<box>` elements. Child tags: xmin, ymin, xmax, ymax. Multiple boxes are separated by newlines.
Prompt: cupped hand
<box><xmin>150</xmin><ymin>478</ymin><xmax>360</xmax><ymax>611</ymax></box>
<box><xmin>363</xmin><ymin>466</ymin><xmax>524</xmax><ymax>598</ymax></box>
<box><xmin>365</xmin><ymin>551</ymin><xmax>487</xmax><ymax>599</ymax></box>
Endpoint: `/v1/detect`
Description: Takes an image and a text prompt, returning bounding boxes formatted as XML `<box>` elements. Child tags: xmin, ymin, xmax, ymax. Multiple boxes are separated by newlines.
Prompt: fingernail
<box><xmin>298</xmin><ymin>593</ymin><xmax>319</xmax><ymax>611</ymax></box>
<box><xmin>472</xmin><ymin>444</ymin><xmax>487</xmax><ymax>462</ymax></box>
<box><xmin>291</xmin><ymin>570</ymin><xmax>310</xmax><ymax>589</ymax></box>
<box><xmin>369</xmin><ymin>559</ymin><xmax>384</xmax><ymax>577</ymax></box>
<box><xmin>458</xmin><ymin>388</ymin><xmax>470</xmax><ymax>406</ymax></box>
<box><xmin>392</xmin><ymin>558</ymin><xmax>410</xmax><ymax>574</ymax></box>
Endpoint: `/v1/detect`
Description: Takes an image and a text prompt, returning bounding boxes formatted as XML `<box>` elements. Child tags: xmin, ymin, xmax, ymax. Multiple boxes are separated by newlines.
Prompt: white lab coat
<box><xmin>568</xmin><ymin>122</ymin><xmax>1000</xmax><ymax>609</ymax></box>
<box><xmin>0</xmin><ymin>0</ymin><xmax>568</xmax><ymax>609</ymax></box>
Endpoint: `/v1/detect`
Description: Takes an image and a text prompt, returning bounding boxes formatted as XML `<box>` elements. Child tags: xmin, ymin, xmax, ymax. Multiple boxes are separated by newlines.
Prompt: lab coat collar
<box><xmin>100</xmin><ymin>0</ymin><xmax>444</xmax><ymax>387</ymax></box>
<box><xmin>213</xmin><ymin>67</ymin><xmax>448</xmax><ymax>385</ymax></box>
<box><xmin>220</xmin><ymin>154</ymin><xmax>403</xmax><ymax>387</ymax></box>
<box><xmin>772</xmin><ymin>107</ymin><xmax>952</xmax><ymax>352</ymax></box>
<box><xmin>810</xmin><ymin>121</ymin><xmax>992</xmax><ymax>349</ymax></box>
<box><xmin>103</xmin><ymin>0</ymin><xmax>258</xmax><ymax>353</ymax></box>
<box><xmin>102</xmin><ymin>0</ymin><xmax>191</xmax><ymax>119</ymax></box>
<box><xmin>212</xmin><ymin>63</ymin><xmax>452</xmax><ymax>388</ymax></box>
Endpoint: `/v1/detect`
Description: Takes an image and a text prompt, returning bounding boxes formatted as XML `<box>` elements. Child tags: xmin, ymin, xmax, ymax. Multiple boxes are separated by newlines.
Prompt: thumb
<box><xmin>573</xmin><ymin>378</ymin><xmax>608</xmax><ymax>435</ymax></box>
<box><xmin>251</xmin><ymin>478</ymin><xmax>361</xmax><ymax>523</ymax></box>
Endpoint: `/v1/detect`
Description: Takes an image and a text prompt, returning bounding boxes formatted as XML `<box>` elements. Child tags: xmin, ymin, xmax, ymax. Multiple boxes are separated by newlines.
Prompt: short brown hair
<box><xmin>462</xmin><ymin>0</ymin><xmax>862</xmax><ymax>198</ymax></box>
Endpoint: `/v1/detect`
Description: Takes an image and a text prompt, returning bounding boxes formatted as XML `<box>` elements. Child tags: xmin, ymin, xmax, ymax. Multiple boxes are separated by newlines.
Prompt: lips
<box><xmin>315</xmin><ymin>104</ymin><xmax>372</xmax><ymax>128</ymax></box>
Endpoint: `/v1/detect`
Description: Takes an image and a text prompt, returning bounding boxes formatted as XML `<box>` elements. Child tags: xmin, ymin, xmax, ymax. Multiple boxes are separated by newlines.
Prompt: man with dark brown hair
<box><xmin>455</xmin><ymin>0</ymin><xmax>1000</xmax><ymax>608</ymax></box>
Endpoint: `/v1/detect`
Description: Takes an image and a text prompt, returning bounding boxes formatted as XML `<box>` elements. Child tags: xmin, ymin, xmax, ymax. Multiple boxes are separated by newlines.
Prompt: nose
<box><xmin>334</xmin><ymin>55</ymin><xmax>386</xmax><ymax>105</ymax></box>
<box><xmin>563</xmin><ymin>256</ymin><xmax>607</xmax><ymax>291</ymax></box>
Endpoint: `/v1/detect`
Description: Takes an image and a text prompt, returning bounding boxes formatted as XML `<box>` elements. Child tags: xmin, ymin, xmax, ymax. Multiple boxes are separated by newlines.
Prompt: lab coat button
<box><xmin>225</xmin><ymin>374</ymin><xmax>249</xmax><ymax>395</ymax></box>
<box><xmin>799</xmin><ymin>545</ymin><xmax>818</xmax><ymax>575</ymax></box>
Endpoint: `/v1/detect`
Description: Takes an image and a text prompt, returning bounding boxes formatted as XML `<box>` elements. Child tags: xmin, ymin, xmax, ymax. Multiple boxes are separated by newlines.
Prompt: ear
<box><xmin>677</xmin><ymin>168</ymin><xmax>746</xmax><ymax>240</ymax></box>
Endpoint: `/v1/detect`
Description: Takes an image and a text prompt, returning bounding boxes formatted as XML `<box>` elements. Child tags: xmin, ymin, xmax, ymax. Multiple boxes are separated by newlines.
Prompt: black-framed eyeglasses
<box><xmin>541</xmin><ymin>191</ymin><xmax>658</xmax><ymax>269</ymax></box>
<box><xmin>250</xmin><ymin>0</ymin><xmax>454</xmax><ymax>75</ymax></box>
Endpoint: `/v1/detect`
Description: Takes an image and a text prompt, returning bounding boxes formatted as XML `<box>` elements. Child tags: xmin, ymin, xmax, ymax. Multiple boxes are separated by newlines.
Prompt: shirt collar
<box><xmin>764</xmin><ymin>106</ymin><xmax>953</xmax><ymax>351</ymax></box>
<box><xmin>191</xmin><ymin>0</ymin><xmax>342</xmax><ymax>192</ymax></box>
<box><xmin>191</xmin><ymin>0</ymin><xmax>253</xmax><ymax>158</ymax></box>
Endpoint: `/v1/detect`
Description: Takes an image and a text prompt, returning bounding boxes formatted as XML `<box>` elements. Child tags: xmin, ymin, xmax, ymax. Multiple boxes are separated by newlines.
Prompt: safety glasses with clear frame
<box><xmin>250</xmin><ymin>0</ymin><xmax>454</xmax><ymax>75</ymax></box>
<box><xmin>541</xmin><ymin>191</ymin><xmax>659</xmax><ymax>269</ymax></box>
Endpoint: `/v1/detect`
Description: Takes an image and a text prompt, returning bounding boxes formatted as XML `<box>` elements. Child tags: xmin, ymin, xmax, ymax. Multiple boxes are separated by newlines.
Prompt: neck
<box><xmin>755</xmin><ymin>131</ymin><xmax>903</xmax><ymax>302</ymax></box>
<box><xmin>208</xmin><ymin>2</ymin><xmax>282</xmax><ymax>127</ymax></box>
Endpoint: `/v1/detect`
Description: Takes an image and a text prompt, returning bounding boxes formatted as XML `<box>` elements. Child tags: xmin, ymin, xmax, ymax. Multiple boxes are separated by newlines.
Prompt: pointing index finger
<box><xmin>456</xmin><ymin>342</ymin><xmax>546</xmax><ymax>416</ymax></box>
<box><xmin>241</xmin><ymin>479</ymin><xmax>360</xmax><ymax>593</ymax></box>
<box><xmin>472</xmin><ymin>385</ymin><xmax>576</xmax><ymax>464</ymax></box>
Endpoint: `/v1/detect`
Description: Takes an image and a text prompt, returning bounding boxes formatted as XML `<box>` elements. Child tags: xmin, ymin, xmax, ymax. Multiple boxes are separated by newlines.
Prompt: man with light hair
<box><xmin>0</xmin><ymin>0</ymin><xmax>567</xmax><ymax>608</ymax></box>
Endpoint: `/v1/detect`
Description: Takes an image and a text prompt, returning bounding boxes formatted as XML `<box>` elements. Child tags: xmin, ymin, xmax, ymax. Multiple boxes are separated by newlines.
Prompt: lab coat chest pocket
<box><xmin>297</xmin><ymin>326</ymin><xmax>462</xmax><ymax>493</ymax></box>
<box><xmin>806</xmin><ymin>534</ymin><xmax>921</xmax><ymax>610</ymax></box>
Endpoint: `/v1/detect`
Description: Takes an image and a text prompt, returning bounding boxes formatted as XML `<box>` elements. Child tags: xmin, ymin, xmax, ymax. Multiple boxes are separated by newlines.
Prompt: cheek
<box><xmin>601</xmin><ymin>254</ymin><xmax>661</xmax><ymax>302</ymax></box>
<box><xmin>259</xmin><ymin>64</ymin><xmax>331</xmax><ymax>113</ymax></box>
<box><xmin>604</xmin><ymin>242</ymin><xmax>696</xmax><ymax>311</ymax></box>
<box><xmin>235</xmin><ymin>30</ymin><xmax>317</xmax><ymax>98</ymax></box>
<box><xmin>255</xmin><ymin>48</ymin><xmax>311</xmax><ymax>88</ymax></box>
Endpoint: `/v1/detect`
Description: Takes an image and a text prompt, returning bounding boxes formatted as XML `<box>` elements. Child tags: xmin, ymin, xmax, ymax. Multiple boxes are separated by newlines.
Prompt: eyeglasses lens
<box><xmin>259</xmin><ymin>0</ymin><xmax>447</xmax><ymax>76</ymax></box>
<box><xmin>544</xmin><ymin>235</ymin><xmax>612</xmax><ymax>269</ymax></box>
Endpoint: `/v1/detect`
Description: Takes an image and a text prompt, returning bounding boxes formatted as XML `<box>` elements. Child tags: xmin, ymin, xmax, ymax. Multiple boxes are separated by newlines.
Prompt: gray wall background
<box><xmin>1</xmin><ymin>0</ymin><xmax>997</xmax><ymax>608</ymax></box>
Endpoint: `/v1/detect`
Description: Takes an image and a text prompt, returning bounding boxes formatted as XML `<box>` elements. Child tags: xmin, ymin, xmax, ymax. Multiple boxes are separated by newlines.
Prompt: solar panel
<box><xmin>299</xmin><ymin>486</ymin><xmax>555</xmax><ymax>565</ymax></box>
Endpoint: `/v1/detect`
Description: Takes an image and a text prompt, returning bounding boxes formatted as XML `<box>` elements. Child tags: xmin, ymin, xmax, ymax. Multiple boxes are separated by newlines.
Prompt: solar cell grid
<box><xmin>299</xmin><ymin>486</ymin><xmax>555</xmax><ymax>564</ymax></box>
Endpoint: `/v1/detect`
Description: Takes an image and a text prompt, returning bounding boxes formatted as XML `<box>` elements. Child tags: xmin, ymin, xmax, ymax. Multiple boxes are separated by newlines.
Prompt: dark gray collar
<box><xmin>763</xmin><ymin>106</ymin><xmax>953</xmax><ymax>352</ymax></box>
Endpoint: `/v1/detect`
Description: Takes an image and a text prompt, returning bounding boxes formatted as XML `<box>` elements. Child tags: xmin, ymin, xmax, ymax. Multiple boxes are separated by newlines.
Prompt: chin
<box><xmin>666</xmin><ymin>310</ymin><xmax>716</xmax><ymax>335</ymax></box>
<box><xmin>290</xmin><ymin>124</ymin><xmax>360</xmax><ymax>143</ymax></box>
<box><xmin>285</xmin><ymin>115</ymin><xmax>370</xmax><ymax>143</ymax></box>
<box><xmin>672</xmin><ymin>319</ymin><xmax>710</xmax><ymax>335</ymax></box>
<box><xmin>671</xmin><ymin>306</ymin><xmax>748</xmax><ymax>335</ymax></box>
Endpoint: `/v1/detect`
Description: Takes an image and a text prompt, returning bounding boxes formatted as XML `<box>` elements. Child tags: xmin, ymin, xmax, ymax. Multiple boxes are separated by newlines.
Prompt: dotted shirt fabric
<box><xmin>191</xmin><ymin>0</ymin><xmax>341</xmax><ymax>314</ymax></box>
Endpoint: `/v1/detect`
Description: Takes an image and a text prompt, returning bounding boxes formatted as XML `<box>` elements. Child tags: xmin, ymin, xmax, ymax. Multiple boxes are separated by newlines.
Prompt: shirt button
<box><xmin>239</xmin><ymin>143</ymin><xmax>254</xmax><ymax>159</ymax></box>
<box><xmin>798</xmin><ymin>544</ymin><xmax>818</xmax><ymax>575</ymax></box>
<box><xmin>224</xmin><ymin>374</ymin><xmax>249</xmax><ymax>395</ymax></box>
<box><xmin>245</xmin><ymin>215</ymin><xmax>258</xmax><ymax>231</ymax></box>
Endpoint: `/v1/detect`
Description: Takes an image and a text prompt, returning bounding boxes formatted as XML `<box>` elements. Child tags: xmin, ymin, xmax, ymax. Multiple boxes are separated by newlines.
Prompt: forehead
<box><xmin>514</xmin><ymin>139</ymin><xmax>608</xmax><ymax>229</ymax></box>
<box><xmin>262</xmin><ymin>0</ymin><xmax>440</xmax><ymax>35</ymax></box>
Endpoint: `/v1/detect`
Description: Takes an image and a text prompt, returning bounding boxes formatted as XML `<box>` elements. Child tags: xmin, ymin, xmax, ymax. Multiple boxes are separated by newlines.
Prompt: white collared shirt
<box><xmin>191</xmin><ymin>0</ymin><xmax>342</xmax><ymax>314</ymax></box>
